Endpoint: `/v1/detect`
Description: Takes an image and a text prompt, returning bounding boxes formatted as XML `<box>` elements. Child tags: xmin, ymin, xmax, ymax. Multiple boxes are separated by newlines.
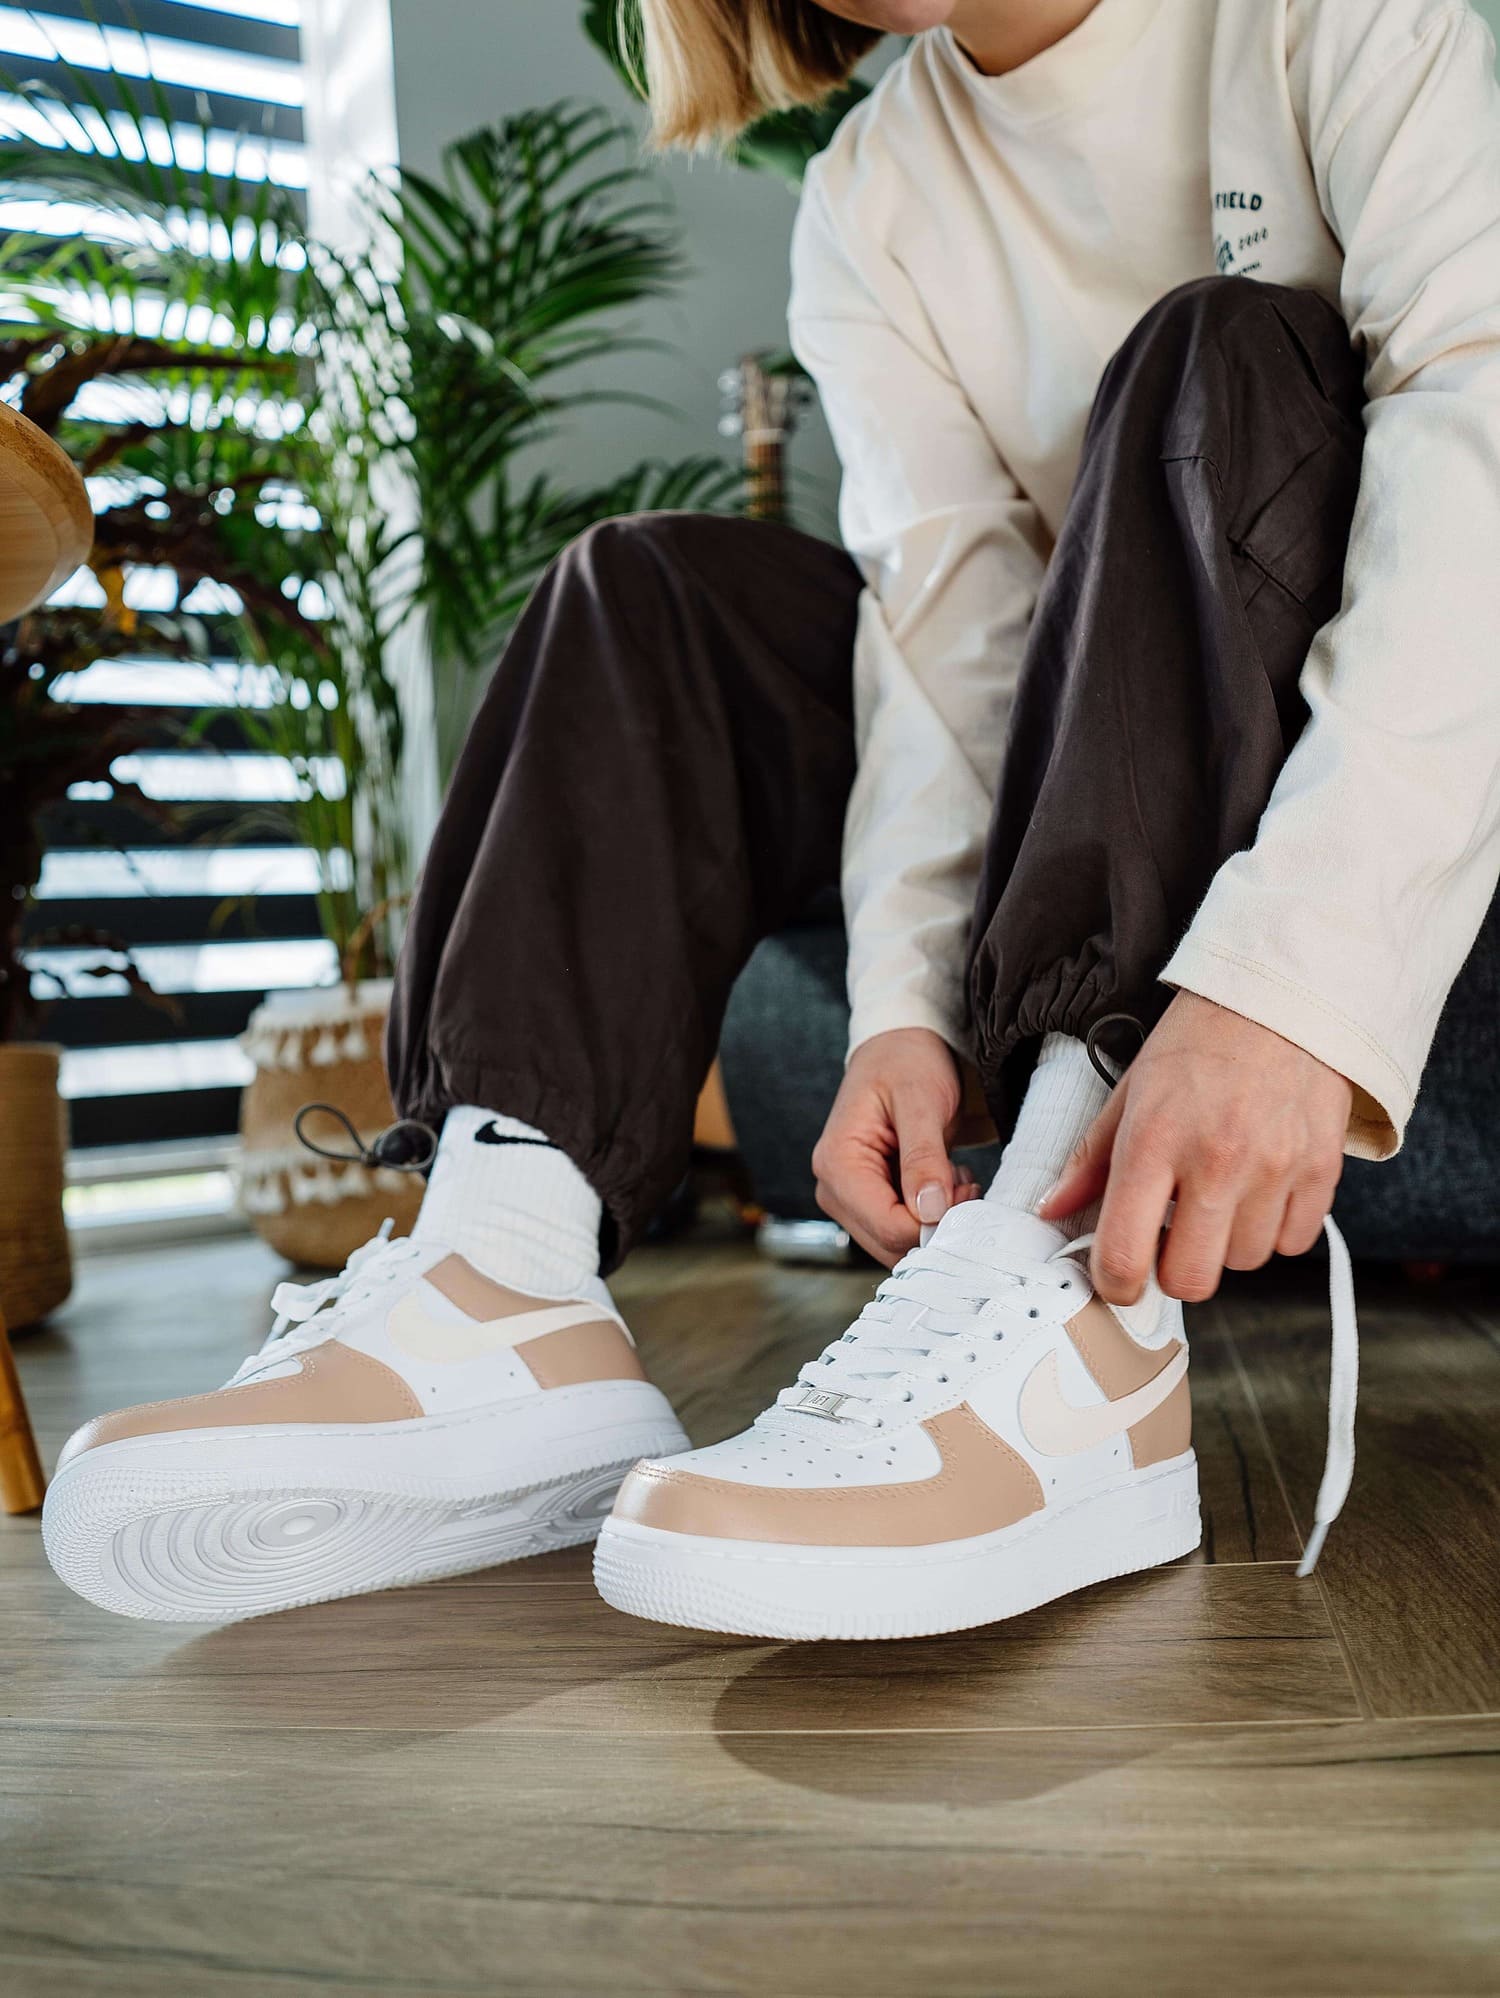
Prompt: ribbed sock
<box><xmin>984</xmin><ymin>1033</ymin><xmax>1110</xmax><ymax>1232</ymax></box>
<box><xmin>413</xmin><ymin>1106</ymin><xmax>602</xmax><ymax>1296</ymax></box>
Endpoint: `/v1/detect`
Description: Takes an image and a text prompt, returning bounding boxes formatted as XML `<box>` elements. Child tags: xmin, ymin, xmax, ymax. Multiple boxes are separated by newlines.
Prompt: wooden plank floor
<box><xmin>2</xmin><ymin>1222</ymin><xmax>1498</xmax><ymax>1996</ymax></box>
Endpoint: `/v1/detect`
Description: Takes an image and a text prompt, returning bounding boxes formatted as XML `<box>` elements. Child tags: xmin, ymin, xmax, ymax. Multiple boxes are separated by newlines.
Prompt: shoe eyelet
<box><xmin>1028</xmin><ymin>1308</ymin><xmax>1039</xmax><ymax>1319</ymax></box>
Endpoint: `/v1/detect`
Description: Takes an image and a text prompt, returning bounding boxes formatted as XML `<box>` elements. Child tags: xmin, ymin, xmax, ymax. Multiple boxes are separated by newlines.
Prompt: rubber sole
<box><xmin>593</xmin><ymin>1454</ymin><xmax>1201</xmax><ymax>1641</ymax></box>
<box><xmin>44</xmin><ymin>1386</ymin><xmax>687</xmax><ymax>1623</ymax></box>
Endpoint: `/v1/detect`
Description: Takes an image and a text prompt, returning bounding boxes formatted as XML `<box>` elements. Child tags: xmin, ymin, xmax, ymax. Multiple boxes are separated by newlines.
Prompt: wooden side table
<box><xmin>0</xmin><ymin>396</ymin><xmax>95</xmax><ymax>1513</ymax></box>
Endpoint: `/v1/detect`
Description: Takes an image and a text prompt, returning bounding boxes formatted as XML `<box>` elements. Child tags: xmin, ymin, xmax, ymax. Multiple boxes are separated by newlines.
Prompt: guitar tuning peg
<box><xmin>717</xmin><ymin>413</ymin><xmax>743</xmax><ymax>438</ymax></box>
<box><xmin>717</xmin><ymin>368</ymin><xmax>744</xmax><ymax>399</ymax></box>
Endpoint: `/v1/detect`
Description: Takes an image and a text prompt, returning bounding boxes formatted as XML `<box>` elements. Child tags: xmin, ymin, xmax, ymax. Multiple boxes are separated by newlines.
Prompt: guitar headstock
<box><xmin>718</xmin><ymin>353</ymin><xmax>814</xmax><ymax>523</ymax></box>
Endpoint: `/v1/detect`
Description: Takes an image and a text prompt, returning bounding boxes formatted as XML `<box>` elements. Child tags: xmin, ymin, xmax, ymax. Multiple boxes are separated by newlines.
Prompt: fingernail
<box><xmin>915</xmin><ymin>1182</ymin><xmax>948</xmax><ymax>1224</ymax></box>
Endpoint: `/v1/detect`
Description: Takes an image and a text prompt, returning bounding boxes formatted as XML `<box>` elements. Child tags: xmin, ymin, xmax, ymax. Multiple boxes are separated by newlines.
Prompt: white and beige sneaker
<box><xmin>594</xmin><ymin>1202</ymin><xmax>1201</xmax><ymax>1640</ymax></box>
<box><xmin>44</xmin><ymin>1227</ymin><xmax>687</xmax><ymax>1622</ymax></box>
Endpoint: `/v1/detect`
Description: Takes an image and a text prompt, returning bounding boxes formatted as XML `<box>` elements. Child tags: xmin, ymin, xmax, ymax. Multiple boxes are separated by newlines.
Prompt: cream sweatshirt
<box><xmin>787</xmin><ymin>0</ymin><xmax>1500</xmax><ymax>1158</ymax></box>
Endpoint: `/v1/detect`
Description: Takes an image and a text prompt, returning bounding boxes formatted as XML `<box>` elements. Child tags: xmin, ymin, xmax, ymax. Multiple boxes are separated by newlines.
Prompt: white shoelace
<box><xmin>779</xmin><ymin>1216</ymin><xmax>1360</xmax><ymax>1576</ymax></box>
<box><xmin>777</xmin><ymin>1240</ymin><xmax>1081</xmax><ymax>1428</ymax></box>
<box><xmin>1067</xmin><ymin>1219</ymin><xmax>1358</xmax><ymax>1573</ymax></box>
<box><xmin>1299</xmin><ymin>1216</ymin><xmax>1359</xmax><ymax>1576</ymax></box>
<box><xmin>230</xmin><ymin>1222</ymin><xmax>425</xmax><ymax>1382</ymax></box>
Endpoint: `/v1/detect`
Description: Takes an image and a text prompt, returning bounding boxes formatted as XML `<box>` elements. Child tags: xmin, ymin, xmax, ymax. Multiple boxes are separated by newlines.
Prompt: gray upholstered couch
<box><xmin>719</xmin><ymin>895</ymin><xmax>1500</xmax><ymax>1263</ymax></box>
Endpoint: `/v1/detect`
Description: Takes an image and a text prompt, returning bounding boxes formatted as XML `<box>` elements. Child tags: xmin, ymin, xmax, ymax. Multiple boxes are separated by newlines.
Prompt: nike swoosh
<box><xmin>474</xmin><ymin>1123</ymin><xmax>554</xmax><ymax>1149</ymax></box>
<box><xmin>386</xmin><ymin>1295</ymin><xmax>610</xmax><ymax>1364</ymax></box>
<box><xmin>1019</xmin><ymin>1342</ymin><xmax>1189</xmax><ymax>1457</ymax></box>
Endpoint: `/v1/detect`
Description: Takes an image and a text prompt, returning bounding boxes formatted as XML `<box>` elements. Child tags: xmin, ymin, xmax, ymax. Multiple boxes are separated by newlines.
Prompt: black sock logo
<box><xmin>474</xmin><ymin>1122</ymin><xmax>554</xmax><ymax>1149</ymax></box>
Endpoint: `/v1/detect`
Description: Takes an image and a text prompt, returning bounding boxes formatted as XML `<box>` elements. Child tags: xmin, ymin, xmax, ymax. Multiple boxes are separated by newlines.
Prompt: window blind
<box><xmin>10</xmin><ymin>0</ymin><xmax>333</xmax><ymax>1153</ymax></box>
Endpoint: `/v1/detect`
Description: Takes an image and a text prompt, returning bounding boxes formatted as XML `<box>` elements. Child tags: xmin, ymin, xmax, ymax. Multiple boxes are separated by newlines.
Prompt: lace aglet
<box><xmin>1296</xmin><ymin>1520</ymin><xmax>1330</xmax><ymax>1578</ymax></box>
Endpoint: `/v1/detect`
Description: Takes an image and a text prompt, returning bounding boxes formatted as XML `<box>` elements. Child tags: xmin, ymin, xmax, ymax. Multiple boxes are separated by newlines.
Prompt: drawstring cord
<box><xmin>1085</xmin><ymin>1012</ymin><xmax>1147</xmax><ymax>1086</ymax></box>
<box><xmin>293</xmin><ymin>1102</ymin><xmax>440</xmax><ymax>1174</ymax></box>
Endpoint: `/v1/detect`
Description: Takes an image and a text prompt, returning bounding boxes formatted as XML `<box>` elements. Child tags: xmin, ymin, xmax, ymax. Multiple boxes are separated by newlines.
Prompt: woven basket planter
<box><xmin>234</xmin><ymin>981</ymin><xmax>422</xmax><ymax>1272</ymax></box>
<box><xmin>0</xmin><ymin>1043</ymin><xmax>72</xmax><ymax>1327</ymax></box>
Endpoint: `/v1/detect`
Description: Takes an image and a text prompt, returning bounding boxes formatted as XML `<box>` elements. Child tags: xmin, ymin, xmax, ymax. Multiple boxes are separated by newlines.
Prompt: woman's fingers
<box><xmin>814</xmin><ymin>1116</ymin><xmax>917</xmax><ymax>1265</ymax></box>
<box><xmin>891</xmin><ymin>1078</ymin><xmax>958</xmax><ymax>1228</ymax></box>
<box><xmin>1089</xmin><ymin>1117</ymin><xmax>1176</xmax><ymax>1305</ymax></box>
<box><xmin>1038</xmin><ymin>1088</ymin><xmax>1125</xmax><ymax>1222</ymax></box>
<box><xmin>815</xmin><ymin>1145</ymin><xmax>916</xmax><ymax>1265</ymax></box>
<box><xmin>1156</xmin><ymin>1184</ymin><xmax>1237</xmax><ymax>1302</ymax></box>
<box><xmin>1277</xmin><ymin>1163</ymin><xmax>1341</xmax><ymax>1257</ymax></box>
<box><xmin>1223</xmin><ymin>1169</ymin><xmax>1293</xmax><ymax>1273</ymax></box>
<box><xmin>817</xmin><ymin>1185</ymin><xmax>913</xmax><ymax>1265</ymax></box>
<box><xmin>812</xmin><ymin>1028</ymin><xmax>966</xmax><ymax>1264</ymax></box>
<box><xmin>1077</xmin><ymin>994</ymin><xmax>1355</xmax><ymax>1302</ymax></box>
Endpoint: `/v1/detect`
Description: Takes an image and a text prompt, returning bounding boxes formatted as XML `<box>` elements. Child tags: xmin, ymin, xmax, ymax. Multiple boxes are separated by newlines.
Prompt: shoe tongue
<box><xmin>924</xmin><ymin>1200</ymin><xmax>1068</xmax><ymax>1266</ymax></box>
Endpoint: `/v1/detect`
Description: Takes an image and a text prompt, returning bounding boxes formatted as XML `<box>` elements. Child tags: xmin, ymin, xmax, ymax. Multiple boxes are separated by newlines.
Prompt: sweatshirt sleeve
<box><xmin>1162</xmin><ymin>0</ymin><xmax>1500</xmax><ymax>1159</ymax></box>
<box><xmin>789</xmin><ymin>159</ymin><xmax>1050</xmax><ymax>1058</ymax></box>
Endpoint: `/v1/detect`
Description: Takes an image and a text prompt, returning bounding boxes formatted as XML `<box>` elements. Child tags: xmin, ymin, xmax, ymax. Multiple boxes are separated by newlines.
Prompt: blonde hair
<box><xmin>635</xmin><ymin>0</ymin><xmax>879</xmax><ymax>150</ymax></box>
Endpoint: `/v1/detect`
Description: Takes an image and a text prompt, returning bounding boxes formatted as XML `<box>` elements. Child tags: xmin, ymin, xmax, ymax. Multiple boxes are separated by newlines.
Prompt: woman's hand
<box><xmin>1040</xmin><ymin>991</ymin><xmax>1352</xmax><ymax>1304</ymax></box>
<box><xmin>812</xmin><ymin>1027</ymin><xmax>981</xmax><ymax>1265</ymax></box>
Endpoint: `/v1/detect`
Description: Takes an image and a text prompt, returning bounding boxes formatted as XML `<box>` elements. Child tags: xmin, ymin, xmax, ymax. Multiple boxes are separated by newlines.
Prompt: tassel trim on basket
<box><xmin>232</xmin><ymin>1145</ymin><xmax>415</xmax><ymax>1218</ymax></box>
<box><xmin>239</xmin><ymin>1015</ymin><xmax>380</xmax><ymax>1074</ymax></box>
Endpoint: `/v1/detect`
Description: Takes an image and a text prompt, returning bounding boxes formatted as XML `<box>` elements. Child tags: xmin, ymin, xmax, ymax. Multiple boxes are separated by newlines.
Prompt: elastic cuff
<box><xmin>1160</xmin><ymin>937</ymin><xmax>1407</xmax><ymax>1161</ymax></box>
<box><xmin>398</xmin><ymin>1041</ymin><xmax>678</xmax><ymax>1273</ymax></box>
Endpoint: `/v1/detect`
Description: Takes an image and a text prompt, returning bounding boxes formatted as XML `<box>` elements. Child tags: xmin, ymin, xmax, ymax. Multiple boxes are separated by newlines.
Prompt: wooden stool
<box><xmin>0</xmin><ymin>400</ymin><xmax>95</xmax><ymax>1514</ymax></box>
<box><xmin>0</xmin><ymin>1304</ymin><xmax>46</xmax><ymax>1514</ymax></box>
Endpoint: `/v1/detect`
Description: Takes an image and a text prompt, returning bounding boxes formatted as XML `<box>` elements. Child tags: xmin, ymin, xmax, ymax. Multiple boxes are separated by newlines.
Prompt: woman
<box><xmin>46</xmin><ymin>0</ymin><xmax>1500</xmax><ymax>1639</ymax></box>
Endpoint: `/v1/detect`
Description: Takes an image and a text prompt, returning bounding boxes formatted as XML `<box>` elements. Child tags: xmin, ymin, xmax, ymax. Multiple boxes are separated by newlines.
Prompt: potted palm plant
<box><xmin>237</xmin><ymin>104</ymin><xmax>742</xmax><ymax>1265</ymax></box>
<box><xmin>349</xmin><ymin>100</ymin><xmax>741</xmax><ymax>773</ymax></box>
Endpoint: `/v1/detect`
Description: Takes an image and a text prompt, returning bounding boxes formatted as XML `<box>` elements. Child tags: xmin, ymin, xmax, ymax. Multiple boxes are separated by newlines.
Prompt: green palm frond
<box><xmin>0</xmin><ymin>66</ymin><xmax>308</xmax><ymax>404</ymax></box>
<box><xmin>329</xmin><ymin>99</ymin><xmax>747</xmax><ymax>767</ymax></box>
<box><xmin>383</xmin><ymin>105</ymin><xmax>684</xmax><ymax>505</ymax></box>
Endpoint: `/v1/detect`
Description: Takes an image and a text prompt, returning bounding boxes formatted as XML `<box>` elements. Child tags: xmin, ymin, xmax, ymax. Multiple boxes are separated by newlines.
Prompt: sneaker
<box><xmin>594</xmin><ymin>1202</ymin><xmax>1201</xmax><ymax>1640</ymax></box>
<box><xmin>44</xmin><ymin>1226</ymin><xmax>688</xmax><ymax>1622</ymax></box>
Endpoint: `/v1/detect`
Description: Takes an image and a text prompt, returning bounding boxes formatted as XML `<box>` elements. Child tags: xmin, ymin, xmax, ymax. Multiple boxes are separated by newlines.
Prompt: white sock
<box><xmin>985</xmin><ymin>1033</ymin><xmax>1110</xmax><ymax>1230</ymax></box>
<box><xmin>413</xmin><ymin>1106</ymin><xmax>602</xmax><ymax>1296</ymax></box>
